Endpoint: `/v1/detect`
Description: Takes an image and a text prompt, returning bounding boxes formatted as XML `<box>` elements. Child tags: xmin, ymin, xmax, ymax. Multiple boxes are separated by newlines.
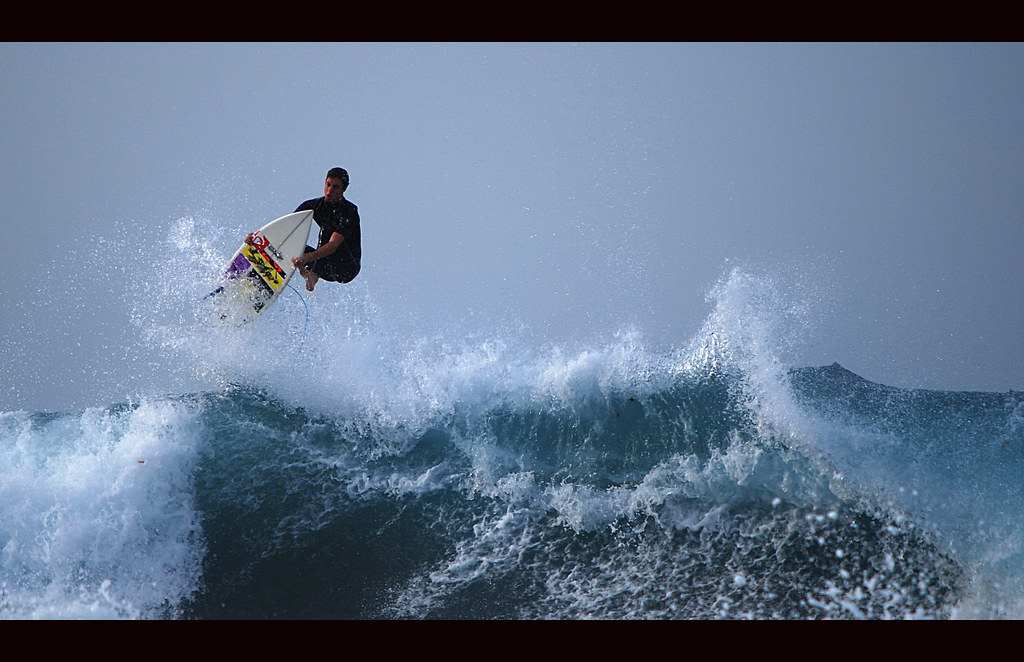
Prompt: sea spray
<box><xmin>5</xmin><ymin>219</ymin><xmax>1016</xmax><ymax>619</ymax></box>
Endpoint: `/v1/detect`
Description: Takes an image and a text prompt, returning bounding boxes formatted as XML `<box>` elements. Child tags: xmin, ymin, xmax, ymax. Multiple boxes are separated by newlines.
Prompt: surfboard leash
<box><xmin>286</xmin><ymin>281</ymin><xmax>310</xmax><ymax>343</ymax></box>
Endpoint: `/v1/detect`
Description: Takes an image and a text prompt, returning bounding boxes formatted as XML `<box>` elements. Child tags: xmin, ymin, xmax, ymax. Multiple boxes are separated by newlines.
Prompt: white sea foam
<box><xmin>27</xmin><ymin>214</ymin><xmax>1017</xmax><ymax>619</ymax></box>
<box><xmin>0</xmin><ymin>400</ymin><xmax>204</xmax><ymax>619</ymax></box>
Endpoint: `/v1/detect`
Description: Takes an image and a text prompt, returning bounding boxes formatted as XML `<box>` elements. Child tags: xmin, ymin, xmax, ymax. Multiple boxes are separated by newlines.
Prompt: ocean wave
<box><xmin>4</xmin><ymin>226</ymin><xmax>1022</xmax><ymax>618</ymax></box>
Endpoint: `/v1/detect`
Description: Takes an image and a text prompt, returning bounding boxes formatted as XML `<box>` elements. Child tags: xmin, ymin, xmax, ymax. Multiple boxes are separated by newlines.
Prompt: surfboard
<box><xmin>208</xmin><ymin>210</ymin><xmax>314</xmax><ymax>324</ymax></box>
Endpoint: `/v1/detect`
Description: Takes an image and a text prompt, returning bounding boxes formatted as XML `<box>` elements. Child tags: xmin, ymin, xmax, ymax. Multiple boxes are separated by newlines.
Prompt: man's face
<box><xmin>324</xmin><ymin>177</ymin><xmax>346</xmax><ymax>201</ymax></box>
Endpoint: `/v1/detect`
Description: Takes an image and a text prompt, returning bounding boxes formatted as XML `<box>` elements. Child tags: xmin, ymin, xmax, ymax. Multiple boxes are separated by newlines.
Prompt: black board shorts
<box><xmin>303</xmin><ymin>245</ymin><xmax>360</xmax><ymax>284</ymax></box>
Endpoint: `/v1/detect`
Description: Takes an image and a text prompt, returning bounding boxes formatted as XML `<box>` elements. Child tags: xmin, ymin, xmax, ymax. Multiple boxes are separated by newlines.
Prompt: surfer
<box><xmin>246</xmin><ymin>167</ymin><xmax>361</xmax><ymax>292</ymax></box>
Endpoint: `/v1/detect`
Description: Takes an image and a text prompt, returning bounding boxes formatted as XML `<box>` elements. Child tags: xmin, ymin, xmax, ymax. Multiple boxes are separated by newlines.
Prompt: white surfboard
<box><xmin>209</xmin><ymin>210</ymin><xmax>314</xmax><ymax>324</ymax></box>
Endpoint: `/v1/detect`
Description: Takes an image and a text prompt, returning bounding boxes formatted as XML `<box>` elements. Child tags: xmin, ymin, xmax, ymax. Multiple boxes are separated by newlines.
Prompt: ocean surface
<box><xmin>2</xmin><ymin>218</ymin><xmax>1023</xmax><ymax>620</ymax></box>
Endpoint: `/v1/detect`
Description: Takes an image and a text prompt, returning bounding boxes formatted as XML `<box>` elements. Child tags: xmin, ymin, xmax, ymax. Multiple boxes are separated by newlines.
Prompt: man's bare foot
<box><xmin>293</xmin><ymin>257</ymin><xmax>319</xmax><ymax>292</ymax></box>
<box><xmin>299</xmin><ymin>266</ymin><xmax>319</xmax><ymax>292</ymax></box>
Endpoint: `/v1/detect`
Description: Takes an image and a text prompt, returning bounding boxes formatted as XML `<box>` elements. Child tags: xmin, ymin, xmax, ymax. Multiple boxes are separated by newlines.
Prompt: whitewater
<box><xmin>2</xmin><ymin>215</ymin><xmax>1022</xmax><ymax>619</ymax></box>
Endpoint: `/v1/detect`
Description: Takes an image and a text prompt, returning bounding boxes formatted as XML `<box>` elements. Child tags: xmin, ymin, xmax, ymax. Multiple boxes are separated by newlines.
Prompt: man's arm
<box><xmin>293</xmin><ymin>232</ymin><xmax>344</xmax><ymax>267</ymax></box>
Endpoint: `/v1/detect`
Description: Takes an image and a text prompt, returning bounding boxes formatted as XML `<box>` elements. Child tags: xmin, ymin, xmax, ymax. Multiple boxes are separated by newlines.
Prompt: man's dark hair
<box><xmin>326</xmin><ymin>167</ymin><xmax>349</xmax><ymax>190</ymax></box>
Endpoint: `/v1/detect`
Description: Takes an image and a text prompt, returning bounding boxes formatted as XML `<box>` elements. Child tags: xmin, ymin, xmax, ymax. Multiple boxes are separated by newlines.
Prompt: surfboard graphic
<box><xmin>209</xmin><ymin>210</ymin><xmax>314</xmax><ymax>323</ymax></box>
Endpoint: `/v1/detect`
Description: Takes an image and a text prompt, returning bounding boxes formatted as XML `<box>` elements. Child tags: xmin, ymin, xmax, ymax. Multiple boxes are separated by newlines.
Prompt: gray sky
<box><xmin>2</xmin><ymin>42</ymin><xmax>1023</xmax><ymax>412</ymax></box>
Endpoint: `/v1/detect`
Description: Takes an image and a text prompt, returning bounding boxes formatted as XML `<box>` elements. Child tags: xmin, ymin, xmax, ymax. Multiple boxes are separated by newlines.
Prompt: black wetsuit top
<box><xmin>295</xmin><ymin>196</ymin><xmax>361</xmax><ymax>283</ymax></box>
